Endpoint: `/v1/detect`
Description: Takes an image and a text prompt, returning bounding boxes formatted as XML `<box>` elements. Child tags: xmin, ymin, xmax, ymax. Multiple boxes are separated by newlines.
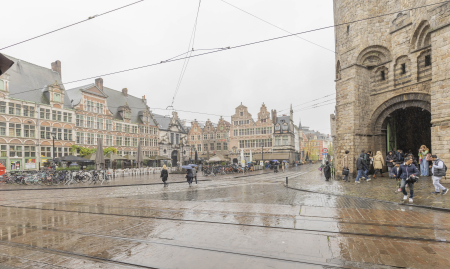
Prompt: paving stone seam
<box><xmin>1</xmin><ymin>204</ymin><xmax>448</xmax><ymax>244</ymax></box>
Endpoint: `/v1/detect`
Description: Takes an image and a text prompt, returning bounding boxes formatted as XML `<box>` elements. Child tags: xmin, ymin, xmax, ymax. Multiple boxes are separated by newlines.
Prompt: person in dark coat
<box><xmin>186</xmin><ymin>169</ymin><xmax>193</xmax><ymax>186</ymax></box>
<box><xmin>274</xmin><ymin>162</ymin><xmax>278</xmax><ymax>173</ymax></box>
<box><xmin>160</xmin><ymin>165</ymin><xmax>169</xmax><ymax>187</ymax></box>
<box><xmin>396</xmin><ymin>157</ymin><xmax>419</xmax><ymax>203</ymax></box>
<box><xmin>324</xmin><ymin>161</ymin><xmax>331</xmax><ymax>181</ymax></box>
<box><xmin>355</xmin><ymin>153</ymin><xmax>370</xmax><ymax>183</ymax></box>
<box><xmin>397</xmin><ymin>149</ymin><xmax>404</xmax><ymax>163</ymax></box>
<box><xmin>386</xmin><ymin>151</ymin><xmax>397</xmax><ymax>178</ymax></box>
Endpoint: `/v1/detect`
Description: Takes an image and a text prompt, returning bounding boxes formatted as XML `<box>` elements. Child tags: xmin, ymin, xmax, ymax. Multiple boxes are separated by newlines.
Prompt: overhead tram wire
<box><xmin>218</xmin><ymin>0</ymin><xmax>336</xmax><ymax>54</ymax></box>
<box><xmin>7</xmin><ymin>0</ymin><xmax>449</xmax><ymax>97</ymax></box>
<box><xmin>0</xmin><ymin>0</ymin><xmax>146</xmax><ymax>51</ymax></box>
<box><xmin>171</xmin><ymin>0</ymin><xmax>203</xmax><ymax>108</ymax></box>
<box><xmin>278</xmin><ymin>93</ymin><xmax>336</xmax><ymax>112</ymax></box>
<box><xmin>291</xmin><ymin>98</ymin><xmax>337</xmax><ymax>112</ymax></box>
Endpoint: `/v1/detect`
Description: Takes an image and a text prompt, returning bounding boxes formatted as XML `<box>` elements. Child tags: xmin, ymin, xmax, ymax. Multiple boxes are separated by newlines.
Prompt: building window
<box><xmin>76</xmin><ymin>132</ymin><xmax>84</xmax><ymax>144</ymax></box>
<box><xmin>191</xmin><ymin>136</ymin><xmax>195</xmax><ymax>141</ymax></box>
<box><xmin>116</xmin><ymin>123</ymin><xmax>122</xmax><ymax>132</ymax></box>
<box><xmin>8</xmin><ymin>103</ymin><xmax>21</xmax><ymax>115</ymax></box>
<box><xmin>40</xmin><ymin>127</ymin><xmax>51</xmax><ymax>139</ymax></box>
<box><xmin>0</xmin><ymin>145</ymin><xmax>6</xmax><ymax>157</ymax></box>
<box><xmin>197</xmin><ymin>144</ymin><xmax>201</xmax><ymax>151</ymax></box>
<box><xmin>41</xmin><ymin>146</ymin><xmax>52</xmax><ymax>157</ymax></box>
<box><xmin>0</xmin><ymin>102</ymin><xmax>5</xmax><ymax>113</ymax></box>
<box><xmin>106</xmin><ymin>135</ymin><xmax>112</xmax><ymax>146</ymax></box>
<box><xmin>52</xmin><ymin>110</ymin><xmax>62</xmax><ymax>121</ymax></box>
<box><xmin>132</xmin><ymin>126</ymin><xmax>138</xmax><ymax>134</ymax></box>
<box><xmin>217</xmin><ymin>143</ymin><xmax>221</xmax><ymax>151</ymax></box>
<box><xmin>133</xmin><ymin>138</ymin><xmax>138</xmax><ymax>147</ymax></box>
<box><xmin>0</xmin><ymin>123</ymin><xmax>6</xmax><ymax>136</ymax></box>
<box><xmin>64</xmin><ymin>129</ymin><xmax>73</xmax><ymax>141</ymax></box>
<box><xmin>210</xmin><ymin>143</ymin><xmax>215</xmax><ymax>151</ymax></box>
<box><xmin>240</xmin><ymin>112</ymin><xmax>243</xmax><ymax>116</ymax></box>
<box><xmin>87</xmin><ymin>117</ymin><xmax>94</xmax><ymax>128</ymax></box>
<box><xmin>171</xmin><ymin>133</ymin><xmax>174</xmax><ymax>144</ymax></box>
<box><xmin>282</xmin><ymin>136</ymin><xmax>289</xmax><ymax>145</ymax></box>
<box><xmin>239</xmin><ymin>141</ymin><xmax>244</xmax><ymax>148</ymax></box>
<box><xmin>87</xmin><ymin>133</ymin><xmax>95</xmax><ymax>145</ymax></box>
<box><xmin>125</xmin><ymin>137</ymin><xmax>131</xmax><ymax>146</ymax></box>
<box><xmin>425</xmin><ymin>55</ymin><xmax>431</xmax><ymax>67</ymax></box>
<box><xmin>223</xmin><ymin>143</ymin><xmax>228</xmax><ymax>150</ymax></box>
<box><xmin>96</xmin><ymin>134</ymin><xmax>103</xmax><ymax>144</ymax></box>
<box><xmin>401</xmin><ymin>63</ymin><xmax>406</xmax><ymax>74</ymax></box>
<box><xmin>23</xmin><ymin>125</ymin><xmax>35</xmax><ymax>138</ymax></box>
<box><xmin>24</xmin><ymin>146</ymin><xmax>36</xmax><ymax>158</ymax></box>
<box><xmin>9</xmin><ymin>123</ymin><xmax>21</xmax><ymax>137</ymax></box>
<box><xmin>9</xmin><ymin>146</ymin><xmax>22</xmax><ymax>157</ymax></box>
<box><xmin>53</xmin><ymin>93</ymin><xmax>61</xmax><ymax>102</ymax></box>
<box><xmin>381</xmin><ymin>70</ymin><xmax>386</xmax><ymax>80</ymax></box>
<box><xmin>23</xmin><ymin>106</ymin><xmax>35</xmax><ymax>117</ymax></box>
<box><xmin>275</xmin><ymin>137</ymin><xmax>281</xmax><ymax>146</ymax></box>
<box><xmin>203</xmin><ymin>134</ymin><xmax>208</xmax><ymax>140</ymax></box>
<box><xmin>87</xmin><ymin>101</ymin><xmax>93</xmax><ymax>112</ymax></box>
<box><xmin>116</xmin><ymin>136</ymin><xmax>123</xmax><ymax>146</ymax></box>
<box><xmin>63</xmin><ymin>112</ymin><xmax>72</xmax><ymax>123</ymax></box>
<box><xmin>97</xmin><ymin>118</ymin><xmax>103</xmax><ymax>130</ymax></box>
<box><xmin>0</xmin><ymin>80</ymin><xmax>4</xmax><ymax>91</ymax></box>
<box><xmin>76</xmin><ymin>115</ymin><xmax>84</xmax><ymax>127</ymax></box>
<box><xmin>204</xmin><ymin>144</ymin><xmax>208</xmax><ymax>151</ymax></box>
<box><xmin>106</xmin><ymin>120</ymin><xmax>112</xmax><ymax>131</ymax></box>
<box><xmin>52</xmin><ymin>128</ymin><xmax>63</xmax><ymax>140</ymax></box>
<box><xmin>347</xmin><ymin>25</ymin><xmax>350</xmax><ymax>33</ymax></box>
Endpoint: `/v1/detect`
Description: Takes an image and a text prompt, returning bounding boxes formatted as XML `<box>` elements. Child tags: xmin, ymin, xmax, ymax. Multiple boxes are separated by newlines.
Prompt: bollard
<box><xmin>286</xmin><ymin>177</ymin><xmax>288</xmax><ymax>185</ymax></box>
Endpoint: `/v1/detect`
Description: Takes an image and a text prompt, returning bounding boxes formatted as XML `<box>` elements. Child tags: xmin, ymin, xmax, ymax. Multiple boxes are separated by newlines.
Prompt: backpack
<box><xmin>434</xmin><ymin>160</ymin><xmax>447</xmax><ymax>177</ymax></box>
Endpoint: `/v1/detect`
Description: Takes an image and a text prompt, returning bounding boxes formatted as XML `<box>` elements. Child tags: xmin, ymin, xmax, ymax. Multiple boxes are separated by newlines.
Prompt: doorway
<box><xmin>385</xmin><ymin>107</ymin><xmax>431</xmax><ymax>156</ymax></box>
<box><xmin>171</xmin><ymin>150</ymin><xmax>178</xmax><ymax>166</ymax></box>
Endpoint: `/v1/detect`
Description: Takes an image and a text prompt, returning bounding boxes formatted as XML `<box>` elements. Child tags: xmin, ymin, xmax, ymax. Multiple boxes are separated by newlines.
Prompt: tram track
<box><xmin>0</xmin><ymin>203</ymin><xmax>448</xmax><ymax>244</ymax></box>
<box><xmin>0</xmin><ymin>231</ymin><xmax>397</xmax><ymax>269</ymax></box>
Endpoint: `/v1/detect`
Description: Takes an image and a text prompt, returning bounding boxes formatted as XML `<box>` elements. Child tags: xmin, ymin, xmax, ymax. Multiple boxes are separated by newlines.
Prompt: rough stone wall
<box><xmin>333</xmin><ymin>0</ymin><xmax>450</xmax><ymax>175</ymax></box>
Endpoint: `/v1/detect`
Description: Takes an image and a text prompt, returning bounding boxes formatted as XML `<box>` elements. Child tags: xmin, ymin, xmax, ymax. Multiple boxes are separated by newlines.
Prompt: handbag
<box><xmin>342</xmin><ymin>168</ymin><xmax>349</xmax><ymax>176</ymax></box>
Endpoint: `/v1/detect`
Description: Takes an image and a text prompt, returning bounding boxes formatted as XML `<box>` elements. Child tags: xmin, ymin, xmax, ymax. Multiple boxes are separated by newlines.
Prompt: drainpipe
<box><xmin>37</xmin><ymin>103</ymin><xmax>40</xmax><ymax>171</ymax></box>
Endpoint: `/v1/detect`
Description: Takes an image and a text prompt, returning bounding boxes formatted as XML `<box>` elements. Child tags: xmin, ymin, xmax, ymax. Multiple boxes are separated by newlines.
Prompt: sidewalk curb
<box><xmin>284</xmin><ymin>185</ymin><xmax>450</xmax><ymax>213</ymax></box>
<box><xmin>0</xmin><ymin>180</ymin><xmax>213</xmax><ymax>192</ymax></box>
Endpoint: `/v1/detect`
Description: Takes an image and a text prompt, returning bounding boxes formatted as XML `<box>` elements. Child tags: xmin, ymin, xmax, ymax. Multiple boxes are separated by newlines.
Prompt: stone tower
<box><xmin>333</xmin><ymin>0</ymin><xmax>450</xmax><ymax>175</ymax></box>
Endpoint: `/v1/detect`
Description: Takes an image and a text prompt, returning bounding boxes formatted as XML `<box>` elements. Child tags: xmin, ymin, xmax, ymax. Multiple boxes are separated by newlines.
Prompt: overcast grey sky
<box><xmin>1</xmin><ymin>0</ymin><xmax>336</xmax><ymax>133</ymax></box>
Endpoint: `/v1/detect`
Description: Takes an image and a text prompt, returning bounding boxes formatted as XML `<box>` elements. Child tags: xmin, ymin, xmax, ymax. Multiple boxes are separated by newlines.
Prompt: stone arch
<box><xmin>64</xmin><ymin>142</ymin><xmax>72</xmax><ymax>147</ymax></box>
<box><xmin>41</xmin><ymin>121</ymin><xmax>50</xmax><ymax>126</ymax></box>
<box><xmin>64</xmin><ymin>124</ymin><xmax>72</xmax><ymax>129</ymax></box>
<box><xmin>55</xmin><ymin>142</ymin><xmax>63</xmax><ymax>146</ymax></box>
<box><xmin>23</xmin><ymin>119</ymin><xmax>36</xmax><ymax>125</ymax></box>
<box><xmin>370</xmin><ymin>93</ymin><xmax>431</xmax><ymax>134</ymax></box>
<box><xmin>53</xmin><ymin>123</ymin><xmax>62</xmax><ymax>128</ymax></box>
<box><xmin>0</xmin><ymin>138</ymin><xmax>6</xmax><ymax>144</ymax></box>
<box><xmin>411</xmin><ymin>20</ymin><xmax>431</xmax><ymax>50</ymax></box>
<box><xmin>24</xmin><ymin>140</ymin><xmax>35</xmax><ymax>145</ymax></box>
<box><xmin>0</xmin><ymin>116</ymin><xmax>6</xmax><ymax>122</ymax></box>
<box><xmin>9</xmin><ymin>117</ymin><xmax>21</xmax><ymax>123</ymax></box>
<box><xmin>9</xmin><ymin>139</ymin><xmax>21</xmax><ymax>144</ymax></box>
<box><xmin>42</xmin><ymin>141</ymin><xmax>51</xmax><ymax>146</ymax></box>
<box><xmin>356</xmin><ymin>45</ymin><xmax>392</xmax><ymax>68</ymax></box>
<box><xmin>336</xmin><ymin>60</ymin><xmax>341</xmax><ymax>80</ymax></box>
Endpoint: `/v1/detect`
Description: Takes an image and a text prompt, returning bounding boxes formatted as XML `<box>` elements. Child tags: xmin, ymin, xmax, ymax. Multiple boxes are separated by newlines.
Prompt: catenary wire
<box><xmin>219</xmin><ymin>0</ymin><xmax>336</xmax><ymax>53</ymax></box>
<box><xmin>292</xmin><ymin>98</ymin><xmax>336</xmax><ymax>112</ymax></box>
<box><xmin>0</xmin><ymin>0</ymin><xmax>146</xmax><ymax>51</ymax></box>
<box><xmin>8</xmin><ymin>1</ymin><xmax>448</xmax><ymax>98</ymax></box>
<box><xmin>171</xmin><ymin>0</ymin><xmax>203</xmax><ymax>108</ymax></box>
<box><xmin>278</xmin><ymin>93</ymin><xmax>336</xmax><ymax>112</ymax></box>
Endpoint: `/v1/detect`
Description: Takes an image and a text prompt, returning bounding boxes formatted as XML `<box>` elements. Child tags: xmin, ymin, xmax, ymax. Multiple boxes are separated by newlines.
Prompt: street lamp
<box><xmin>180</xmin><ymin>139</ymin><xmax>184</xmax><ymax>166</ymax></box>
<box><xmin>51</xmin><ymin>130</ymin><xmax>56</xmax><ymax>168</ymax></box>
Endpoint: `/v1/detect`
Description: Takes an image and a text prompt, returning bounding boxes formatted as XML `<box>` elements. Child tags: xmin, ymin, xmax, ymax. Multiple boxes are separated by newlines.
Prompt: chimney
<box><xmin>95</xmin><ymin>78</ymin><xmax>103</xmax><ymax>90</ymax></box>
<box><xmin>51</xmin><ymin>60</ymin><xmax>62</xmax><ymax>78</ymax></box>
<box><xmin>142</xmin><ymin>95</ymin><xmax>146</xmax><ymax>104</ymax></box>
<box><xmin>272</xmin><ymin>109</ymin><xmax>277</xmax><ymax>124</ymax></box>
<box><xmin>122</xmin><ymin>88</ymin><xmax>128</xmax><ymax>97</ymax></box>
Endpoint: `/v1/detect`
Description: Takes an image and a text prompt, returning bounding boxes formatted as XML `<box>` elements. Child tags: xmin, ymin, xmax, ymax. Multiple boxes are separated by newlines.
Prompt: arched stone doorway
<box><xmin>171</xmin><ymin>150</ymin><xmax>178</xmax><ymax>167</ymax></box>
<box><xmin>370</xmin><ymin>93</ymin><xmax>431</xmax><ymax>159</ymax></box>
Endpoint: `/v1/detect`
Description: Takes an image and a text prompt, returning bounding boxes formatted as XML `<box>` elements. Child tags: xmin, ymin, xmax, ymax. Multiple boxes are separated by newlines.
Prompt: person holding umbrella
<box><xmin>182</xmin><ymin>165</ymin><xmax>194</xmax><ymax>186</ymax></box>
<box><xmin>160</xmin><ymin>165</ymin><xmax>169</xmax><ymax>187</ymax></box>
<box><xmin>273</xmin><ymin>160</ymin><xmax>279</xmax><ymax>173</ymax></box>
<box><xmin>189</xmin><ymin>164</ymin><xmax>198</xmax><ymax>184</ymax></box>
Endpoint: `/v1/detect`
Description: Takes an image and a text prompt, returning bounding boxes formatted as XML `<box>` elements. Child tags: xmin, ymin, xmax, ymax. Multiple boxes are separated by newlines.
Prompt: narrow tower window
<box><xmin>401</xmin><ymin>63</ymin><xmax>406</xmax><ymax>74</ymax></box>
<box><xmin>347</xmin><ymin>25</ymin><xmax>350</xmax><ymax>34</ymax></box>
<box><xmin>381</xmin><ymin>71</ymin><xmax>386</xmax><ymax>81</ymax></box>
<box><xmin>425</xmin><ymin>55</ymin><xmax>431</xmax><ymax>67</ymax></box>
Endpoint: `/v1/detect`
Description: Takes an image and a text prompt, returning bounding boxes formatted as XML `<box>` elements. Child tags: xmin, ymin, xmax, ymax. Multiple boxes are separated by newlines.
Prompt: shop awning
<box><xmin>252</xmin><ymin>153</ymin><xmax>291</xmax><ymax>161</ymax></box>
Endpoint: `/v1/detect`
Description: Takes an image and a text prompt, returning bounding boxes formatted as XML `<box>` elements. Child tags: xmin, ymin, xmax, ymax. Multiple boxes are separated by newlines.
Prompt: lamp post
<box><xmin>51</xmin><ymin>130</ymin><xmax>56</xmax><ymax>169</ymax></box>
<box><xmin>180</xmin><ymin>139</ymin><xmax>184</xmax><ymax>166</ymax></box>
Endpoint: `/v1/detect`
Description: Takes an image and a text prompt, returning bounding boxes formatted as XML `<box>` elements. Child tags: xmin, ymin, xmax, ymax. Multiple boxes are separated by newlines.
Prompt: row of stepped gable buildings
<box><xmin>0</xmin><ymin>54</ymin><xmax>331</xmax><ymax>171</ymax></box>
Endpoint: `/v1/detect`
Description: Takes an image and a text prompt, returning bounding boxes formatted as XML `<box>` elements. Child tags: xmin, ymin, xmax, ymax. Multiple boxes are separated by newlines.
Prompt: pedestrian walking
<box><xmin>392</xmin><ymin>161</ymin><xmax>402</xmax><ymax>192</ymax></box>
<box><xmin>274</xmin><ymin>162</ymin><xmax>278</xmax><ymax>173</ymax></box>
<box><xmin>426</xmin><ymin>152</ymin><xmax>432</xmax><ymax>176</ymax></box>
<box><xmin>160</xmin><ymin>165</ymin><xmax>169</xmax><ymax>187</ymax></box>
<box><xmin>186</xmin><ymin>169</ymin><xmax>193</xmax><ymax>186</ymax></box>
<box><xmin>430</xmin><ymin>155</ymin><xmax>449</xmax><ymax>195</ymax></box>
<box><xmin>366</xmin><ymin>151</ymin><xmax>374</xmax><ymax>177</ymax></box>
<box><xmin>418</xmin><ymin>145</ymin><xmax>429</xmax><ymax>176</ymax></box>
<box><xmin>192</xmin><ymin>167</ymin><xmax>197</xmax><ymax>184</ymax></box>
<box><xmin>324</xmin><ymin>161</ymin><xmax>331</xmax><ymax>181</ymax></box>
<box><xmin>397</xmin><ymin>149</ymin><xmax>404</xmax><ymax>163</ymax></box>
<box><xmin>342</xmin><ymin>150</ymin><xmax>350</xmax><ymax>182</ymax></box>
<box><xmin>386</xmin><ymin>151</ymin><xmax>397</xmax><ymax>178</ymax></box>
<box><xmin>396</xmin><ymin>157</ymin><xmax>419</xmax><ymax>203</ymax></box>
<box><xmin>373</xmin><ymin>151</ymin><xmax>385</xmax><ymax>179</ymax></box>
<box><xmin>355</xmin><ymin>152</ymin><xmax>370</xmax><ymax>183</ymax></box>
<box><xmin>282</xmin><ymin>162</ymin><xmax>285</xmax><ymax>173</ymax></box>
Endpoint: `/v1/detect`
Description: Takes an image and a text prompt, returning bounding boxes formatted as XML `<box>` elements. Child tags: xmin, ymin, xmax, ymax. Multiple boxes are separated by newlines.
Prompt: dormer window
<box><xmin>53</xmin><ymin>93</ymin><xmax>61</xmax><ymax>102</ymax></box>
<box><xmin>282</xmin><ymin>123</ymin><xmax>288</xmax><ymax>131</ymax></box>
<box><xmin>275</xmin><ymin>124</ymin><xmax>281</xmax><ymax>131</ymax></box>
<box><xmin>240</xmin><ymin>112</ymin><xmax>243</xmax><ymax>116</ymax></box>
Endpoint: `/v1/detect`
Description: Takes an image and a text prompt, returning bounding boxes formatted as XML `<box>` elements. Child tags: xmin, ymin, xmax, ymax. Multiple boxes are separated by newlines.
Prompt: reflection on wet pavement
<box><xmin>0</xmin><ymin>166</ymin><xmax>450</xmax><ymax>268</ymax></box>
